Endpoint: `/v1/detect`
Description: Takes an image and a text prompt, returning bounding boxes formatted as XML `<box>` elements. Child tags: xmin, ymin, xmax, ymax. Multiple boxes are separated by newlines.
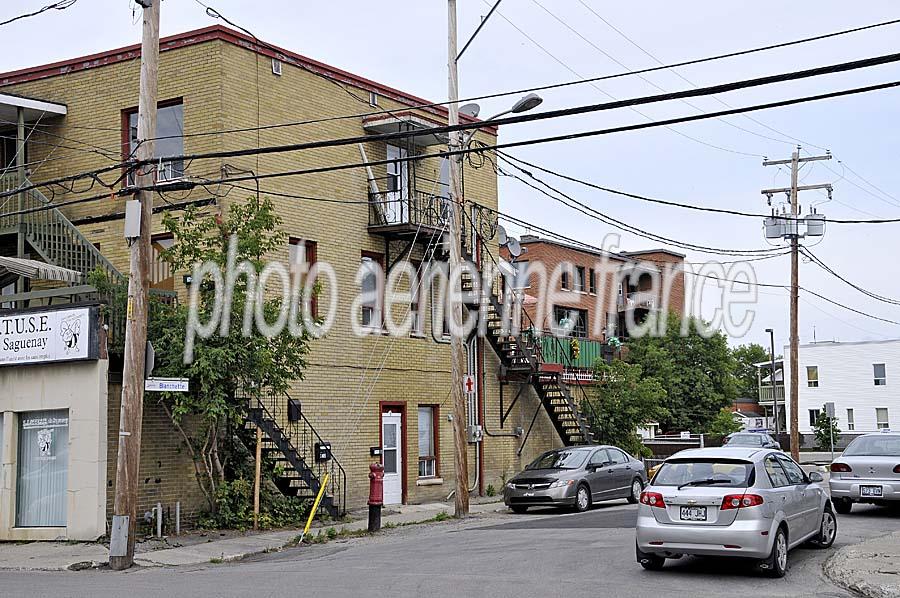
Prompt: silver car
<box><xmin>504</xmin><ymin>446</ymin><xmax>647</xmax><ymax>513</ymax></box>
<box><xmin>635</xmin><ymin>447</ymin><xmax>836</xmax><ymax>578</ymax></box>
<box><xmin>830</xmin><ymin>432</ymin><xmax>900</xmax><ymax>513</ymax></box>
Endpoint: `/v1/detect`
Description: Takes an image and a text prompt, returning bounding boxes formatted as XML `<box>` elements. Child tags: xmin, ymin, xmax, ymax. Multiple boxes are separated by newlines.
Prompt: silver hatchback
<box><xmin>830</xmin><ymin>432</ymin><xmax>900</xmax><ymax>513</ymax></box>
<box><xmin>635</xmin><ymin>447</ymin><xmax>836</xmax><ymax>577</ymax></box>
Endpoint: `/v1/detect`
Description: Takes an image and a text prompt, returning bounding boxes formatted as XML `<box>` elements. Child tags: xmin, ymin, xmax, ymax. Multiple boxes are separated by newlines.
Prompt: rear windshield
<box><xmin>653</xmin><ymin>459</ymin><xmax>755</xmax><ymax>488</ymax></box>
<box><xmin>725</xmin><ymin>434</ymin><xmax>763</xmax><ymax>446</ymax></box>
<box><xmin>526</xmin><ymin>449</ymin><xmax>590</xmax><ymax>470</ymax></box>
<box><xmin>843</xmin><ymin>436</ymin><xmax>900</xmax><ymax>457</ymax></box>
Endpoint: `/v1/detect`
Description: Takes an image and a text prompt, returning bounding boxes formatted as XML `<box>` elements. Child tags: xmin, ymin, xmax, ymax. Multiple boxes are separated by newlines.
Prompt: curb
<box><xmin>824</xmin><ymin>538</ymin><xmax>900</xmax><ymax>598</ymax></box>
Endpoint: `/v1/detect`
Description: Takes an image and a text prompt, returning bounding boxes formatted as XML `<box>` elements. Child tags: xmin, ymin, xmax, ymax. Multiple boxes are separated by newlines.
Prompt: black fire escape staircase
<box><xmin>460</xmin><ymin>241</ymin><xmax>594</xmax><ymax>449</ymax></box>
<box><xmin>242</xmin><ymin>388</ymin><xmax>346</xmax><ymax>518</ymax></box>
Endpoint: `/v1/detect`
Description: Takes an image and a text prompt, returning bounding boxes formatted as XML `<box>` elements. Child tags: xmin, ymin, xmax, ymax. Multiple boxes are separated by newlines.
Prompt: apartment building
<box><xmin>784</xmin><ymin>339</ymin><xmax>900</xmax><ymax>435</ymax></box>
<box><xmin>0</xmin><ymin>25</ymin><xmax>590</xmax><ymax>537</ymax></box>
<box><xmin>500</xmin><ymin>235</ymin><xmax>686</xmax><ymax>379</ymax></box>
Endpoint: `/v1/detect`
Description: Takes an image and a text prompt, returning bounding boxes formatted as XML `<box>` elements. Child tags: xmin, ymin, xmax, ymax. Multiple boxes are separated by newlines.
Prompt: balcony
<box><xmin>617</xmin><ymin>291</ymin><xmax>657</xmax><ymax>312</ymax></box>
<box><xmin>368</xmin><ymin>190</ymin><xmax>449</xmax><ymax>238</ymax></box>
<box><xmin>539</xmin><ymin>334</ymin><xmax>606</xmax><ymax>370</ymax></box>
<box><xmin>758</xmin><ymin>385</ymin><xmax>785</xmax><ymax>406</ymax></box>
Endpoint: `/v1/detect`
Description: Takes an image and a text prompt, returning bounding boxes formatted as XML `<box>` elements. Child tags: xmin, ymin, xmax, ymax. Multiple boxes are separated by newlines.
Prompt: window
<box><xmin>289</xmin><ymin>238</ymin><xmax>318</xmax><ymax>318</ymax></box>
<box><xmin>808</xmin><ymin>409</ymin><xmax>821</xmax><ymax>427</ymax></box>
<box><xmin>552</xmin><ymin>306</ymin><xmax>588</xmax><ymax>338</ymax></box>
<box><xmin>409</xmin><ymin>262</ymin><xmax>423</xmax><ymax>336</ymax></box>
<box><xmin>608</xmin><ymin>448</ymin><xmax>629</xmax><ymax>464</ymax></box>
<box><xmin>588</xmin><ymin>268</ymin><xmax>597</xmax><ymax>294</ymax></box>
<box><xmin>846</xmin><ymin>408</ymin><xmax>855</xmax><ymax>431</ymax></box>
<box><xmin>588</xmin><ymin>449</ymin><xmax>609</xmax><ymax>466</ymax></box>
<box><xmin>512</xmin><ymin>260</ymin><xmax>530</xmax><ymax>289</ymax></box>
<box><xmin>876</xmin><ymin>408</ymin><xmax>890</xmax><ymax>430</ymax></box>
<box><xmin>561</xmin><ymin>268</ymin><xmax>570</xmax><ymax>290</ymax></box>
<box><xmin>776</xmin><ymin>455</ymin><xmax>806</xmax><ymax>485</ymax></box>
<box><xmin>17</xmin><ymin>410</ymin><xmax>69</xmax><ymax>527</ymax></box>
<box><xmin>764</xmin><ymin>455</ymin><xmax>790</xmax><ymax>488</ymax></box>
<box><xmin>806</xmin><ymin>366</ymin><xmax>819</xmax><ymax>388</ymax></box>
<box><xmin>573</xmin><ymin>266</ymin><xmax>586</xmax><ymax>292</ymax></box>
<box><xmin>418</xmin><ymin>406</ymin><xmax>438</xmax><ymax>478</ymax></box>
<box><xmin>126</xmin><ymin>101</ymin><xmax>184</xmax><ymax>183</ymax></box>
<box><xmin>874</xmin><ymin>363</ymin><xmax>887</xmax><ymax>386</ymax></box>
<box><xmin>360</xmin><ymin>252</ymin><xmax>383</xmax><ymax>329</ymax></box>
<box><xmin>150</xmin><ymin>233</ymin><xmax>174</xmax><ymax>290</ymax></box>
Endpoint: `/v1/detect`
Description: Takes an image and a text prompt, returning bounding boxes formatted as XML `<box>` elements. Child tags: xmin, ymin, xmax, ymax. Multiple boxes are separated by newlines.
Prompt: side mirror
<box><xmin>808</xmin><ymin>472</ymin><xmax>824</xmax><ymax>483</ymax></box>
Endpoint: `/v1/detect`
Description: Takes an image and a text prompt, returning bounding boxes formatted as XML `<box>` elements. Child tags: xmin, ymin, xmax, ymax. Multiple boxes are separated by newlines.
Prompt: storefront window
<box><xmin>16</xmin><ymin>410</ymin><xmax>69</xmax><ymax>527</ymax></box>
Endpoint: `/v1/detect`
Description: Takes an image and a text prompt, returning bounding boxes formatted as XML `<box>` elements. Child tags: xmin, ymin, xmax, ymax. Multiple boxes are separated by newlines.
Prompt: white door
<box><xmin>385</xmin><ymin>145</ymin><xmax>408</xmax><ymax>224</ymax></box>
<box><xmin>381</xmin><ymin>411</ymin><xmax>403</xmax><ymax>505</ymax></box>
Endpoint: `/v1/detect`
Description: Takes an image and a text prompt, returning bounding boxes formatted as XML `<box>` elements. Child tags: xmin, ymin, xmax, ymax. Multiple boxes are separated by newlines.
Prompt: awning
<box><xmin>0</xmin><ymin>256</ymin><xmax>82</xmax><ymax>283</ymax></box>
<box><xmin>0</xmin><ymin>92</ymin><xmax>66</xmax><ymax>125</ymax></box>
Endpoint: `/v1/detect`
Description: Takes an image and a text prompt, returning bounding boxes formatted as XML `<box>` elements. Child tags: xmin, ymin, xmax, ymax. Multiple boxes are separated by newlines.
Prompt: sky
<box><xmin>2</xmin><ymin>0</ymin><xmax>899</xmax><ymax>352</ymax></box>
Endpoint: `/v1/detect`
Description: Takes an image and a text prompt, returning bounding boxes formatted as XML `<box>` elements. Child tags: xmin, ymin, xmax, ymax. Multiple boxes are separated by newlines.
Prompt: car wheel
<box><xmin>511</xmin><ymin>505</ymin><xmax>528</xmax><ymax>514</ymax></box>
<box><xmin>833</xmin><ymin>497</ymin><xmax>853</xmax><ymax>515</ymax></box>
<box><xmin>808</xmin><ymin>506</ymin><xmax>837</xmax><ymax>549</ymax></box>
<box><xmin>636</xmin><ymin>544</ymin><xmax>665</xmax><ymax>571</ymax></box>
<box><xmin>574</xmin><ymin>484</ymin><xmax>591</xmax><ymax>513</ymax></box>
<box><xmin>760</xmin><ymin>527</ymin><xmax>788</xmax><ymax>578</ymax></box>
<box><xmin>627</xmin><ymin>478</ymin><xmax>643</xmax><ymax>504</ymax></box>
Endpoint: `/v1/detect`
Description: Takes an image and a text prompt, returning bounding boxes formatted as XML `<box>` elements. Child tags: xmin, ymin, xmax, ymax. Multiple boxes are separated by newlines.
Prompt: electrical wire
<box><xmin>0</xmin><ymin>0</ymin><xmax>76</xmax><ymax>27</ymax></box>
<box><xmin>800</xmin><ymin>247</ymin><xmax>900</xmax><ymax>305</ymax></box>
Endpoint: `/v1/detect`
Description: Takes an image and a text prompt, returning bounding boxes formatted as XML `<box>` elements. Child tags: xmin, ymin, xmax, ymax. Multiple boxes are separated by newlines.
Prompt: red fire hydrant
<box><xmin>368</xmin><ymin>462</ymin><xmax>384</xmax><ymax>532</ymax></box>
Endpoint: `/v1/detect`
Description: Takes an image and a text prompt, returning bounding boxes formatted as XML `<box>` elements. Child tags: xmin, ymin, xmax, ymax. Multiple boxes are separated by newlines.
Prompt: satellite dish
<box><xmin>507</xmin><ymin>237</ymin><xmax>522</xmax><ymax>258</ymax></box>
<box><xmin>498</xmin><ymin>225</ymin><xmax>508</xmax><ymax>247</ymax></box>
<box><xmin>459</xmin><ymin>103</ymin><xmax>481</xmax><ymax>118</ymax></box>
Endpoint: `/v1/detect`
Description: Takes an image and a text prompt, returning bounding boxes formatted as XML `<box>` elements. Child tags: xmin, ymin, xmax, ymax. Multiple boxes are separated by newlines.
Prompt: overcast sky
<box><xmin>2</xmin><ymin>0</ymin><xmax>899</xmax><ymax>352</ymax></box>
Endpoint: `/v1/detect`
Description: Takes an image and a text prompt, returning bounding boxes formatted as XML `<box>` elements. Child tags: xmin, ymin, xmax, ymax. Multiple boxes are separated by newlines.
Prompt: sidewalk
<box><xmin>0</xmin><ymin>498</ymin><xmax>505</xmax><ymax>571</ymax></box>
<box><xmin>825</xmin><ymin>530</ymin><xmax>900</xmax><ymax>598</ymax></box>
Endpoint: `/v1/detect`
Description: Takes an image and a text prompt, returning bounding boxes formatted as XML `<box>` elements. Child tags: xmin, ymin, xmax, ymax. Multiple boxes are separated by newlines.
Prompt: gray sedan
<box><xmin>504</xmin><ymin>446</ymin><xmax>647</xmax><ymax>513</ymax></box>
<box><xmin>830</xmin><ymin>432</ymin><xmax>900</xmax><ymax>513</ymax></box>
<box><xmin>636</xmin><ymin>447</ymin><xmax>836</xmax><ymax>577</ymax></box>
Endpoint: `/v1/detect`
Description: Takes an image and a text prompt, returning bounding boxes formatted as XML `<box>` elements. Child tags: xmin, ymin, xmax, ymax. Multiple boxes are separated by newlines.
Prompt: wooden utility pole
<box><xmin>447</xmin><ymin>0</ymin><xmax>470</xmax><ymax>518</ymax></box>
<box><xmin>762</xmin><ymin>148</ymin><xmax>831</xmax><ymax>461</ymax></box>
<box><xmin>110</xmin><ymin>0</ymin><xmax>160</xmax><ymax>571</ymax></box>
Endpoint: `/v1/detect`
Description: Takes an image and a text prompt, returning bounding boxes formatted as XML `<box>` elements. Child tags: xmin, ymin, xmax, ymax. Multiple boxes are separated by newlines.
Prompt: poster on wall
<box><xmin>21</xmin><ymin>412</ymin><xmax>69</xmax><ymax>461</ymax></box>
<box><xmin>0</xmin><ymin>306</ymin><xmax>98</xmax><ymax>366</ymax></box>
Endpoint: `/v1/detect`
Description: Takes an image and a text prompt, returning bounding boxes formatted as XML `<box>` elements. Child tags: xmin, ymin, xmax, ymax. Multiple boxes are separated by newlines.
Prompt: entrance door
<box><xmin>381</xmin><ymin>411</ymin><xmax>403</xmax><ymax>505</ymax></box>
<box><xmin>385</xmin><ymin>145</ymin><xmax>409</xmax><ymax>224</ymax></box>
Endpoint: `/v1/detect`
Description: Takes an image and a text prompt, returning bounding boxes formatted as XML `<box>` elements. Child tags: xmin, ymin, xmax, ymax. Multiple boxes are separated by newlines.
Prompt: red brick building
<box><xmin>501</xmin><ymin>235</ymin><xmax>686</xmax><ymax>343</ymax></box>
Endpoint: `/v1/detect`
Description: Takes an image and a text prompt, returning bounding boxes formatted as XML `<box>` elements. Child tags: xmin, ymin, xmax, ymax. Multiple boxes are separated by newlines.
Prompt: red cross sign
<box><xmin>463</xmin><ymin>374</ymin><xmax>476</xmax><ymax>397</ymax></box>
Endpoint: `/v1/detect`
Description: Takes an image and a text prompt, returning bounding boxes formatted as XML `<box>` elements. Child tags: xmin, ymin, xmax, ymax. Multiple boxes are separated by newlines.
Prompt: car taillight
<box><xmin>830</xmin><ymin>462</ymin><xmax>852</xmax><ymax>473</ymax></box>
<box><xmin>721</xmin><ymin>494</ymin><xmax>764</xmax><ymax>510</ymax></box>
<box><xmin>640</xmin><ymin>491</ymin><xmax>666</xmax><ymax>508</ymax></box>
<box><xmin>894</xmin><ymin>464</ymin><xmax>900</xmax><ymax>474</ymax></box>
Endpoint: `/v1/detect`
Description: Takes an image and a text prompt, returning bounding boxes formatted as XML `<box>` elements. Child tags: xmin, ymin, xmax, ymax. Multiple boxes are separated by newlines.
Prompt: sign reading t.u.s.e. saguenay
<box><xmin>0</xmin><ymin>306</ymin><xmax>99</xmax><ymax>367</ymax></box>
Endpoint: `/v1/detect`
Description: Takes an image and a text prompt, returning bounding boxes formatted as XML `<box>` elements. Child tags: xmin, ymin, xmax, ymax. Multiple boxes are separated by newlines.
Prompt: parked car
<box><xmin>723</xmin><ymin>432</ymin><xmax>781</xmax><ymax>450</ymax></box>
<box><xmin>504</xmin><ymin>446</ymin><xmax>648</xmax><ymax>513</ymax></box>
<box><xmin>829</xmin><ymin>432</ymin><xmax>900</xmax><ymax>514</ymax></box>
<box><xmin>635</xmin><ymin>447</ymin><xmax>836</xmax><ymax>578</ymax></box>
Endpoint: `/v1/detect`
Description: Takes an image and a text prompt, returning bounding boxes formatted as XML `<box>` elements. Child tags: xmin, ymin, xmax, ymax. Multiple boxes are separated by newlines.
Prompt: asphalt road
<box><xmin>2</xmin><ymin>501</ymin><xmax>897</xmax><ymax>598</ymax></box>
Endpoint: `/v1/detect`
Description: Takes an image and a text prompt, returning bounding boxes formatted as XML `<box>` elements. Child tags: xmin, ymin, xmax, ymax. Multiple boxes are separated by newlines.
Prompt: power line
<box><xmin>800</xmin><ymin>246</ymin><xmax>900</xmax><ymax>305</ymax></box>
<box><xmin>0</xmin><ymin>0</ymin><xmax>76</xmax><ymax>27</ymax></box>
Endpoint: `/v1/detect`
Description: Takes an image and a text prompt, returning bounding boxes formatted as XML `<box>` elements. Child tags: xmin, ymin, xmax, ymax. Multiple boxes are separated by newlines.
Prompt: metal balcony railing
<box><xmin>368</xmin><ymin>190</ymin><xmax>450</xmax><ymax>232</ymax></box>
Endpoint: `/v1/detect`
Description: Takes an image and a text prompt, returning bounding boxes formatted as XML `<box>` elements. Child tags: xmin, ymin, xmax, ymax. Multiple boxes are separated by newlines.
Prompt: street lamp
<box><xmin>765</xmin><ymin>328</ymin><xmax>780</xmax><ymax>437</ymax></box>
<box><xmin>461</xmin><ymin>93</ymin><xmax>543</xmax><ymax>147</ymax></box>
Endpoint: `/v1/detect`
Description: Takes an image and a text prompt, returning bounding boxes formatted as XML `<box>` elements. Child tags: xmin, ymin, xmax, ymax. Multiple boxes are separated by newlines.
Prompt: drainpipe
<box><xmin>15</xmin><ymin>107</ymin><xmax>25</xmax><ymax>309</ymax></box>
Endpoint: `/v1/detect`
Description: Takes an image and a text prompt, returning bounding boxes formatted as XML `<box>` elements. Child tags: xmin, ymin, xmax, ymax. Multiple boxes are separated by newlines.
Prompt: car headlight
<box><xmin>505</xmin><ymin>482</ymin><xmax>515</xmax><ymax>490</ymax></box>
<box><xmin>549</xmin><ymin>479</ymin><xmax>574</xmax><ymax>489</ymax></box>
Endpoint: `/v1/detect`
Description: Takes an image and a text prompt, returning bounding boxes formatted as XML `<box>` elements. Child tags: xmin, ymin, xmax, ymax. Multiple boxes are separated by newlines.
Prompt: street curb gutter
<box><xmin>824</xmin><ymin>532</ymin><xmax>900</xmax><ymax>598</ymax></box>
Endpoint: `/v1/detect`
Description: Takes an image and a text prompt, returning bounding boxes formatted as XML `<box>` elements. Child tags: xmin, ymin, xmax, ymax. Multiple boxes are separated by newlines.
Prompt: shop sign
<box><xmin>0</xmin><ymin>306</ymin><xmax>99</xmax><ymax>366</ymax></box>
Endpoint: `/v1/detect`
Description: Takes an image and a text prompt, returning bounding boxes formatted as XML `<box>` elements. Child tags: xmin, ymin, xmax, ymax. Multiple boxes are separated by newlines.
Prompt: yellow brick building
<box><xmin>0</xmin><ymin>25</ymin><xmax>571</xmax><ymax>517</ymax></box>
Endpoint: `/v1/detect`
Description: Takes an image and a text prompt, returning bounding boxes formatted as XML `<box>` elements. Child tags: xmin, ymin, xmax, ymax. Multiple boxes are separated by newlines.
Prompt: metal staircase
<box><xmin>242</xmin><ymin>387</ymin><xmax>346</xmax><ymax>518</ymax></box>
<box><xmin>462</xmin><ymin>242</ymin><xmax>594</xmax><ymax>447</ymax></box>
<box><xmin>0</xmin><ymin>173</ymin><xmax>125</xmax><ymax>284</ymax></box>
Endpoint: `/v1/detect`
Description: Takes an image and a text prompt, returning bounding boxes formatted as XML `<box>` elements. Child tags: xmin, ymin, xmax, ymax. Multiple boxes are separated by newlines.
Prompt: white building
<box><xmin>784</xmin><ymin>339</ymin><xmax>900</xmax><ymax>434</ymax></box>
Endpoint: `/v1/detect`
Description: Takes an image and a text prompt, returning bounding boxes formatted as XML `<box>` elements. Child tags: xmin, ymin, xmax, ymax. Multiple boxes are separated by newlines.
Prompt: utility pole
<box><xmin>447</xmin><ymin>0</ymin><xmax>470</xmax><ymax>518</ymax></box>
<box><xmin>110</xmin><ymin>0</ymin><xmax>160</xmax><ymax>571</ymax></box>
<box><xmin>761</xmin><ymin>147</ymin><xmax>831</xmax><ymax>461</ymax></box>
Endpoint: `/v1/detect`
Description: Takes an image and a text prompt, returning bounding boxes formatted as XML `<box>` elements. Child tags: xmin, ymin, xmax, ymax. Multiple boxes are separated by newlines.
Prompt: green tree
<box><xmin>625</xmin><ymin>311</ymin><xmax>737</xmax><ymax>433</ymax></box>
<box><xmin>583</xmin><ymin>360</ymin><xmax>668</xmax><ymax>457</ymax></box>
<box><xmin>706</xmin><ymin>408</ymin><xmax>743</xmax><ymax>437</ymax></box>
<box><xmin>813</xmin><ymin>406</ymin><xmax>841</xmax><ymax>451</ymax></box>
<box><xmin>732</xmin><ymin>343</ymin><xmax>769</xmax><ymax>401</ymax></box>
<box><xmin>97</xmin><ymin>196</ymin><xmax>313</xmax><ymax>515</ymax></box>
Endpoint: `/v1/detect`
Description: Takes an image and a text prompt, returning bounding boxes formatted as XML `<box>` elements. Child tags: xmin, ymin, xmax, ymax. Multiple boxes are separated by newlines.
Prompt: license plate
<box><xmin>861</xmin><ymin>485</ymin><xmax>883</xmax><ymax>497</ymax></box>
<box><xmin>680</xmin><ymin>506</ymin><xmax>707</xmax><ymax>521</ymax></box>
